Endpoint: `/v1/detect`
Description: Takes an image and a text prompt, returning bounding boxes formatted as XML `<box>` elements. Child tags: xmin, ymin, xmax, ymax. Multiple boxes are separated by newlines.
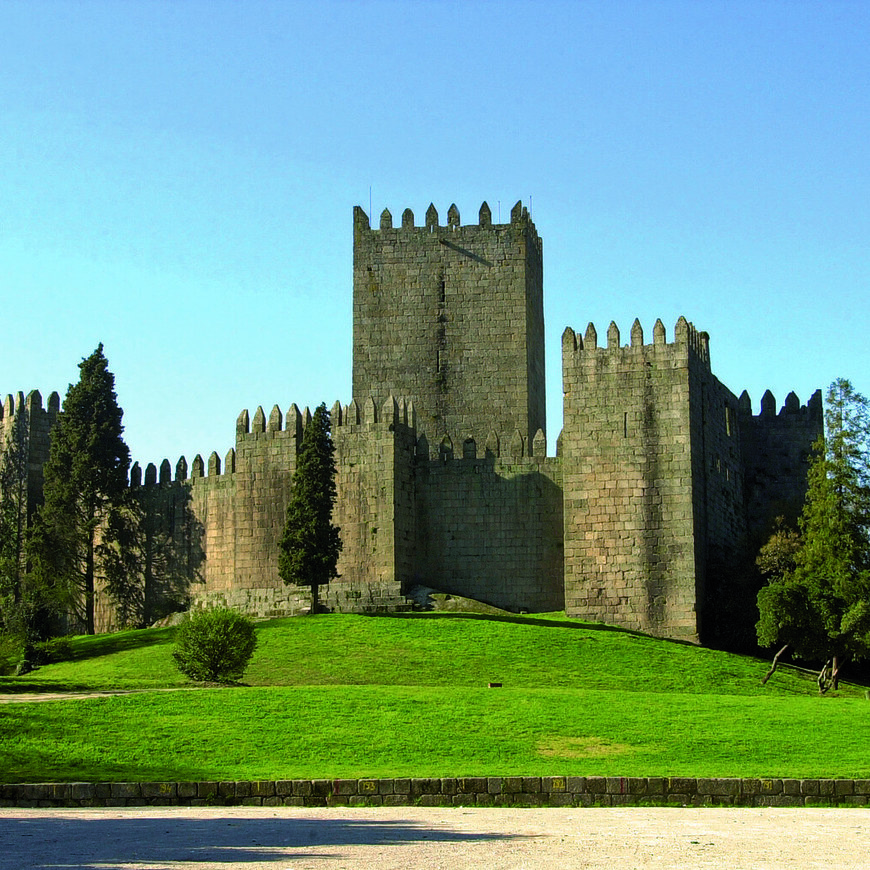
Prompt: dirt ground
<box><xmin>1</xmin><ymin>805</ymin><xmax>868</xmax><ymax>869</ymax></box>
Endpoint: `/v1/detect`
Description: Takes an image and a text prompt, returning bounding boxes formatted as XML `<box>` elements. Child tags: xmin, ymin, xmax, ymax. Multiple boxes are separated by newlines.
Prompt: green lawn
<box><xmin>1</xmin><ymin>612</ymin><xmax>868</xmax><ymax>782</ymax></box>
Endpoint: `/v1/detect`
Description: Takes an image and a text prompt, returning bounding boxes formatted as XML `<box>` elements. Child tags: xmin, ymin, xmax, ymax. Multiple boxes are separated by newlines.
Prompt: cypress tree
<box><xmin>0</xmin><ymin>400</ymin><xmax>30</xmax><ymax>638</ymax></box>
<box><xmin>31</xmin><ymin>344</ymin><xmax>130</xmax><ymax>635</ymax></box>
<box><xmin>278</xmin><ymin>403</ymin><xmax>342</xmax><ymax>613</ymax></box>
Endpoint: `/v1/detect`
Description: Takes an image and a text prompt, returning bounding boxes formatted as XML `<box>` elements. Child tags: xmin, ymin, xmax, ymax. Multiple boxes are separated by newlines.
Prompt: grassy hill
<box><xmin>1</xmin><ymin>612</ymin><xmax>869</xmax><ymax>783</ymax></box>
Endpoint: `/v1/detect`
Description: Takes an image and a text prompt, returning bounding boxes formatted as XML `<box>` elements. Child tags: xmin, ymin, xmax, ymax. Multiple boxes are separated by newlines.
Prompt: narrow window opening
<box><xmin>623</xmin><ymin>412</ymin><xmax>628</xmax><ymax>438</ymax></box>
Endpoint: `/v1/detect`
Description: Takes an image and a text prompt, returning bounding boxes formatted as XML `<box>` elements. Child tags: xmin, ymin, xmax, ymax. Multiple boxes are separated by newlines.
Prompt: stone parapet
<box><xmin>3</xmin><ymin>777</ymin><xmax>868</xmax><ymax>809</ymax></box>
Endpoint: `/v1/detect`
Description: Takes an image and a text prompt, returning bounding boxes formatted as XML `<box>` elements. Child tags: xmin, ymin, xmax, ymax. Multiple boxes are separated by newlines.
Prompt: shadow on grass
<box><xmin>0</xmin><ymin>679</ymin><xmax>105</xmax><ymax>695</ymax></box>
<box><xmin>365</xmin><ymin>609</ymin><xmax>656</xmax><ymax>638</ymax></box>
<box><xmin>68</xmin><ymin>627</ymin><xmax>175</xmax><ymax>663</ymax></box>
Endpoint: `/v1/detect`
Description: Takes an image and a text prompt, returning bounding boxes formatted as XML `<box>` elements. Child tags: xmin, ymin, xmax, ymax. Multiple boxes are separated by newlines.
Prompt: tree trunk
<box><xmin>831</xmin><ymin>655</ymin><xmax>845</xmax><ymax>691</ymax></box>
<box><xmin>818</xmin><ymin>659</ymin><xmax>831</xmax><ymax>695</ymax></box>
<box><xmin>762</xmin><ymin>644</ymin><xmax>790</xmax><ymax>685</ymax></box>
<box><xmin>310</xmin><ymin>582</ymin><xmax>319</xmax><ymax>615</ymax></box>
<box><xmin>85</xmin><ymin>532</ymin><xmax>95</xmax><ymax>635</ymax></box>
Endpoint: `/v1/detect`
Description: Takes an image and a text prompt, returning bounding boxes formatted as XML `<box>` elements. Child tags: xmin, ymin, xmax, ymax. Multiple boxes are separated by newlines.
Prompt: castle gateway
<box><xmin>3</xmin><ymin>202</ymin><xmax>821</xmax><ymax>643</ymax></box>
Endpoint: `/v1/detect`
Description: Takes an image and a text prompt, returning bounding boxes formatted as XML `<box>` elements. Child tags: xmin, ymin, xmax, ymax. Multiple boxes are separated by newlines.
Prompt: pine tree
<box><xmin>31</xmin><ymin>345</ymin><xmax>131</xmax><ymax>635</ymax></box>
<box><xmin>278</xmin><ymin>403</ymin><xmax>342</xmax><ymax>613</ymax></box>
<box><xmin>757</xmin><ymin>378</ymin><xmax>870</xmax><ymax>691</ymax></box>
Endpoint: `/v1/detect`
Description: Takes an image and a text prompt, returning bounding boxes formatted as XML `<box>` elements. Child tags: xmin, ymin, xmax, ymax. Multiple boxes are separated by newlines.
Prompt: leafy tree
<box><xmin>755</xmin><ymin>516</ymin><xmax>802</xmax><ymax>583</ymax></box>
<box><xmin>30</xmin><ymin>345</ymin><xmax>131</xmax><ymax>635</ymax></box>
<box><xmin>172</xmin><ymin>606</ymin><xmax>257</xmax><ymax>682</ymax></box>
<box><xmin>757</xmin><ymin>378</ymin><xmax>870</xmax><ymax>691</ymax></box>
<box><xmin>278</xmin><ymin>403</ymin><xmax>342</xmax><ymax>613</ymax></box>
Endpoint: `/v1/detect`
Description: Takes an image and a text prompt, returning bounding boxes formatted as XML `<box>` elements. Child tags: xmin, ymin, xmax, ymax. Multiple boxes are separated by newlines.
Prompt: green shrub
<box><xmin>31</xmin><ymin>636</ymin><xmax>73</xmax><ymax>665</ymax></box>
<box><xmin>171</xmin><ymin>607</ymin><xmax>257</xmax><ymax>683</ymax></box>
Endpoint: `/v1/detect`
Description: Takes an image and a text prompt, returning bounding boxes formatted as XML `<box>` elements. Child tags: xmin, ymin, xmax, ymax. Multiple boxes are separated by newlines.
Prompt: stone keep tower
<box><xmin>352</xmin><ymin>201</ymin><xmax>546</xmax><ymax>448</ymax></box>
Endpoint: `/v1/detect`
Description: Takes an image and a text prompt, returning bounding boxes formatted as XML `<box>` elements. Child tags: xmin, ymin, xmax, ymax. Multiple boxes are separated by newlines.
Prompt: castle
<box><xmin>1</xmin><ymin>201</ymin><xmax>822</xmax><ymax>643</ymax></box>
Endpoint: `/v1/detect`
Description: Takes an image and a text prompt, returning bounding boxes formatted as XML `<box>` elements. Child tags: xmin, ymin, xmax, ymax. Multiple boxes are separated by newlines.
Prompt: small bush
<box><xmin>31</xmin><ymin>636</ymin><xmax>73</xmax><ymax>665</ymax></box>
<box><xmin>172</xmin><ymin>607</ymin><xmax>257</xmax><ymax>683</ymax></box>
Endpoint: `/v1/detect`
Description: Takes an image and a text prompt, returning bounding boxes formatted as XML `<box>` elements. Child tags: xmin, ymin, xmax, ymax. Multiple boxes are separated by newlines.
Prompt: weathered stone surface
<box><xmin>698</xmin><ymin>778</ymin><xmax>741</xmax><ymax>796</ymax></box>
<box><xmin>668</xmin><ymin>778</ymin><xmax>697</xmax><ymax>795</ymax></box>
<box><xmin>140</xmin><ymin>783</ymin><xmax>177</xmax><ymax>799</ymax></box>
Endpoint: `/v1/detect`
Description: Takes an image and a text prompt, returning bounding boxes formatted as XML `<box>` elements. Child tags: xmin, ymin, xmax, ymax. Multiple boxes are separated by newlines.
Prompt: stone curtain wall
<box><xmin>739</xmin><ymin>389</ymin><xmax>823</xmax><ymax>545</ymax></box>
<box><xmin>416</xmin><ymin>446</ymin><xmax>564</xmax><ymax>613</ymax></box>
<box><xmin>352</xmin><ymin>201</ymin><xmax>546</xmax><ymax>448</ymax></box>
<box><xmin>6</xmin><ymin>776</ymin><xmax>869</xmax><ymax>808</ymax></box>
<box><xmin>685</xmin><ymin>353</ymin><xmax>748</xmax><ymax>639</ymax></box>
<box><xmin>115</xmin><ymin>397</ymin><xmax>417</xmax><ymax>627</ymax></box>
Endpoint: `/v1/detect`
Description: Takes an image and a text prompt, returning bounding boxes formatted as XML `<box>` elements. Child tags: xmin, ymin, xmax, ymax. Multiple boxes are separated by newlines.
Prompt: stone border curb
<box><xmin>3</xmin><ymin>777</ymin><xmax>869</xmax><ymax>808</ymax></box>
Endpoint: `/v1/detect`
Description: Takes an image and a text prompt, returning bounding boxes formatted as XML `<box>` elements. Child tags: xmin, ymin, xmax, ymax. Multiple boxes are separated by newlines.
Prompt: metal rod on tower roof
<box><xmin>498</xmin><ymin>200</ymin><xmax>501</xmax><ymax>222</ymax></box>
<box><xmin>369</xmin><ymin>186</ymin><xmax>372</xmax><ymax>223</ymax></box>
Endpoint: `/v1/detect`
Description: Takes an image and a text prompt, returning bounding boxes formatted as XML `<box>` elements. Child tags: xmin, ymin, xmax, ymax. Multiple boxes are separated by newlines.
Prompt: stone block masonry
<box><xmin>561</xmin><ymin>318</ymin><xmax>710</xmax><ymax>640</ymax></box>
<box><xmin>560</xmin><ymin>315</ymin><xmax>820</xmax><ymax>641</ymax></box>
<box><xmin>739</xmin><ymin>387</ymin><xmax>823</xmax><ymax>542</ymax></box>
<box><xmin>3</xmin><ymin>777</ymin><xmax>867</xmax><ymax>808</ymax></box>
<box><xmin>417</xmin><ymin>449</ymin><xmax>564</xmax><ymax>612</ymax></box>
<box><xmin>353</xmin><ymin>201</ymin><xmax>546</xmax><ymax>449</ymax></box>
<box><xmin>0</xmin><ymin>200</ymin><xmax>822</xmax><ymax>642</ymax></box>
<box><xmin>0</xmin><ymin>389</ymin><xmax>58</xmax><ymax>529</ymax></box>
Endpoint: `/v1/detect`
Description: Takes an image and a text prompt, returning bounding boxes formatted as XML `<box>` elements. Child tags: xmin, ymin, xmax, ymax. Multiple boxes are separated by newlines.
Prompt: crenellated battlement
<box><xmin>415</xmin><ymin>425</ymin><xmax>552</xmax><ymax>464</ymax></box>
<box><xmin>562</xmin><ymin>316</ymin><xmax>711</xmax><ymax>368</ymax></box>
<box><xmin>737</xmin><ymin>388</ymin><xmax>823</xmax><ymax>421</ymax></box>
<box><xmin>1</xmin><ymin>389</ymin><xmax>61</xmax><ymax>427</ymax></box>
<box><xmin>129</xmin><ymin>390</ymin><xmax>557</xmax><ymax>492</ymax></box>
<box><xmin>353</xmin><ymin>199</ymin><xmax>540</xmax><ymax>250</ymax></box>
<box><xmin>131</xmin><ymin>395</ymin><xmax>425</xmax><ymax>489</ymax></box>
<box><xmin>233</xmin><ymin>395</ymin><xmax>419</xmax><ymax>438</ymax></box>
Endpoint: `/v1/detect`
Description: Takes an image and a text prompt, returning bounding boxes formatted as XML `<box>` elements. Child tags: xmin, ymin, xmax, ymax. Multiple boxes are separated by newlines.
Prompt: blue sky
<box><xmin>2</xmin><ymin>0</ymin><xmax>868</xmax><ymax>466</ymax></box>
